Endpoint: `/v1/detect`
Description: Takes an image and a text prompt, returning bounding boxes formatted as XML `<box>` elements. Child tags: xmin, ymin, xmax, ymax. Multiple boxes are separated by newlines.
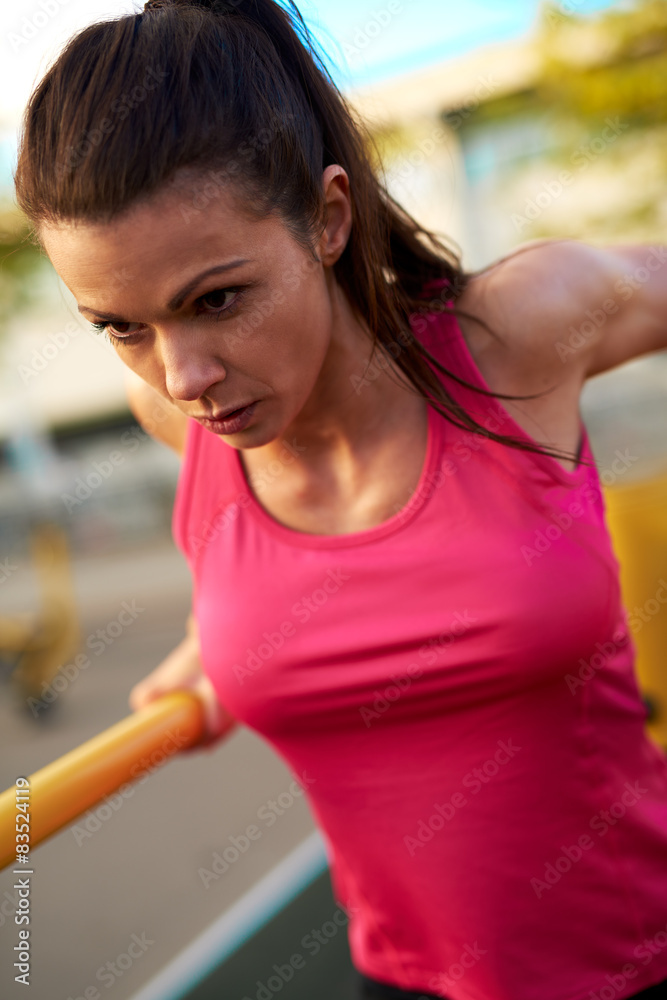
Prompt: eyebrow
<box><xmin>77</xmin><ymin>259</ymin><xmax>254</xmax><ymax>321</ymax></box>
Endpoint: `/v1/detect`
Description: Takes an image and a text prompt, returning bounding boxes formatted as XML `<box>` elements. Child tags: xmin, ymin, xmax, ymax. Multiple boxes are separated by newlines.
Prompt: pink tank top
<box><xmin>173</xmin><ymin>294</ymin><xmax>667</xmax><ymax>1000</ymax></box>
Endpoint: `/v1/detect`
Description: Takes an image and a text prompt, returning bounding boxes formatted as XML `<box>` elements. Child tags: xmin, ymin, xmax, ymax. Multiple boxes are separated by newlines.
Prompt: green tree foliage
<box><xmin>536</xmin><ymin>0</ymin><xmax>667</xmax><ymax>126</ymax></box>
<box><xmin>0</xmin><ymin>209</ymin><xmax>45</xmax><ymax>339</ymax></box>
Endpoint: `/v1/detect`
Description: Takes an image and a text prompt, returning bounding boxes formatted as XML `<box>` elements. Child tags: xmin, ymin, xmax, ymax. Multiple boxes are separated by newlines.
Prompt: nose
<box><xmin>159</xmin><ymin>329</ymin><xmax>227</xmax><ymax>402</ymax></box>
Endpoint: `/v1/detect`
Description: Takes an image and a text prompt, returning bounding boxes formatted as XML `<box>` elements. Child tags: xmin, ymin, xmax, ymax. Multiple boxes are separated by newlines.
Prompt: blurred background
<box><xmin>1</xmin><ymin>1</ymin><xmax>666</xmax><ymax>998</ymax></box>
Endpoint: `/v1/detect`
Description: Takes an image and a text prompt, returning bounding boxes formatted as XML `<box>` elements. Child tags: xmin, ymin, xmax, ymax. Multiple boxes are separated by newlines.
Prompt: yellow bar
<box><xmin>603</xmin><ymin>470</ymin><xmax>667</xmax><ymax>749</ymax></box>
<box><xmin>0</xmin><ymin>690</ymin><xmax>205</xmax><ymax>870</ymax></box>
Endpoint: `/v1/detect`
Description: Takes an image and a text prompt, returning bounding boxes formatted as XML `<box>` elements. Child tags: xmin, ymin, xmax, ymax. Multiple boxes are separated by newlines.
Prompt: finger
<box><xmin>129</xmin><ymin>684</ymin><xmax>164</xmax><ymax>711</ymax></box>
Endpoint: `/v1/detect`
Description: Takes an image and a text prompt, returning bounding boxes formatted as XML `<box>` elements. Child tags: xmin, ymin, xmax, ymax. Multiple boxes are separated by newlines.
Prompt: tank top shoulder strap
<box><xmin>411</xmin><ymin>277</ymin><xmax>504</xmax><ymax>429</ymax></box>
<box><xmin>412</xmin><ymin>276</ymin><xmax>594</xmax><ymax>488</ymax></box>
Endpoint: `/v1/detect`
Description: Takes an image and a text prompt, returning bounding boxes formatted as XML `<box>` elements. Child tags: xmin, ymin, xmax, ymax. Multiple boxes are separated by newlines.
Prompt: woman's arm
<box><xmin>470</xmin><ymin>239</ymin><xmax>667</xmax><ymax>381</ymax></box>
<box><xmin>572</xmin><ymin>242</ymin><xmax>667</xmax><ymax>377</ymax></box>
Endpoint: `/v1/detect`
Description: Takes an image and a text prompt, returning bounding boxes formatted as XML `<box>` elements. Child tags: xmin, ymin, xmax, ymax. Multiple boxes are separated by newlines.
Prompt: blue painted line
<box><xmin>127</xmin><ymin>830</ymin><xmax>329</xmax><ymax>1000</ymax></box>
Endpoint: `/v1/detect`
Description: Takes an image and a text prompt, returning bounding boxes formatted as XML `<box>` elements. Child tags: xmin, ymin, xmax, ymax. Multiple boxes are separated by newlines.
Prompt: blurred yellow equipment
<box><xmin>0</xmin><ymin>689</ymin><xmax>205</xmax><ymax>869</ymax></box>
<box><xmin>0</xmin><ymin>521</ymin><xmax>80</xmax><ymax>703</ymax></box>
<box><xmin>603</xmin><ymin>468</ymin><xmax>667</xmax><ymax>749</ymax></box>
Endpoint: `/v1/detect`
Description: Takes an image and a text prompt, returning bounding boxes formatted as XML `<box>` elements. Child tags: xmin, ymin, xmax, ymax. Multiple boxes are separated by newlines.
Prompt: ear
<box><xmin>317</xmin><ymin>165</ymin><xmax>352</xmax><ymax>267</ymax></box>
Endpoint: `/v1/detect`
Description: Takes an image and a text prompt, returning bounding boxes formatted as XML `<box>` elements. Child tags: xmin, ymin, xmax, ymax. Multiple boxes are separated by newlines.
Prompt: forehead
<box><xmin>38</xmin><ymin>174</ymin><xmax>281</xmax><ymax>275</ymax></box>
<box><xmin>38</xmin><ymin>178</ymin><xmax>294</xmax><ymax>319</ymax></box>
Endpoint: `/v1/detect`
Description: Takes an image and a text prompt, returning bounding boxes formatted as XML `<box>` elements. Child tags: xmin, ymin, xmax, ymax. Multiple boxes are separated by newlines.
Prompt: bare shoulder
<box><xmin>449</xmin><ymin>238</ymin><xmax>612</xmax><ymax>471</ymax></box>
<box><xmin>123</xmin><ymin>370</ymin><xmax>188</xmax><ymax>456</ymax></box>
<box><xmin>456</xmin><ymin>237</ymin><xmax>618</xmax><ymax>383</ymax></box>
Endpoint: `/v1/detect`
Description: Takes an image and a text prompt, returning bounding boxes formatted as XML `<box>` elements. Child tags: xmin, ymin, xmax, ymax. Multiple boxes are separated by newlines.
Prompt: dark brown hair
<box><xmin>13</xmin><ymin>0</ymin><xmax>588</xmax><ymax>469</ymax></box>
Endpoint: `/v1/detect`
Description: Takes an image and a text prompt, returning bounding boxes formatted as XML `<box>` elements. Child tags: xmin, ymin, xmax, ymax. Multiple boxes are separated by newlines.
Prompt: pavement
<box><xmin>0</xmin><ymin>537</ymin><xmax>318</xmax><ymax>1000</ymax></box>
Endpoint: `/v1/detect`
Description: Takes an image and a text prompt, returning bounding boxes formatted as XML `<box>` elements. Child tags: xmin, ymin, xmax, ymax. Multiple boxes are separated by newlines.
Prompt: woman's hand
<box><xmin>128</xmin><ymin>614</ymin><xmax>238</xmax><ymax>752</ymax></box>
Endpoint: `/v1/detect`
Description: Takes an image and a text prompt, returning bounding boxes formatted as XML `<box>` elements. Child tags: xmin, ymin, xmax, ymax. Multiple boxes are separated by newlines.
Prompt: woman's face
<box><xmin>39</xmin><ymin>165</ymin><xmax>358</xmax><ymax>445</ymax></box>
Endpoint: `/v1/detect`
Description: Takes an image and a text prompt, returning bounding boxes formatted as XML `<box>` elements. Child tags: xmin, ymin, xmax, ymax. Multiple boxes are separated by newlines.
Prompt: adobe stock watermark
<box><xmin>198</xmin><ymin>772</ymin><xmax>316</xmax><ymax>888</ymax></box>
<box><xmin>56</xmin><ymin>65</ymin><xmax>170</xmax><ymax>177</ymax></box>
<box><xmin>348</xmin><ymin>321</ymin><xmax>511</xmax><ymax>477</ymax></box>
<box><xmin>387</xmin><ymin>76</ymin><xmax>500</xmax><ymax>198</ymax></box>
<box><xmin>7</xmin><ymin>0</ymin><xmax>78</xmax><ymax>53</ymax></box>
<box><xmin>512</xmin><ymin>117</ymin><xmax>629</xmax><ymax>233</ymax></box>
<box><xmin>63</xmin><ymin>932</ymin><xmax>154</xmax><ymax>999</ymax></box>
<box><xmin>565</xmin><ymin>578</ymin><xmax>667</xmax><ymax>694</ymax></box>
<box><xmin>245</xmin><ymin>438</ymin><xmax>308</xmax><ymax>495</ymax></box>
<box><xmin>342</xmin><ymin>2</ymin><xmax>403</xmax><ymax>62</ymax></box>
<box><xmin>27</xmin><ymin>601</ymin><xmax>144</xmax><ymax>716</ymax></box>
<box><xmin>175</xmin><ymin>111</ymin><xmax>297</xmax><ymax>225</ymax></box>
<box><xmin>385</xmin><ymin>408</ymin><xmax>512</xmax><ymax>527</ymax></box>
<box><xmin>233</xmin><ymin>568</ymin><xmax>351</xmax><ymax>684</ymax></box>
<box><xmin>445</xmin><ymin>75</ymin><xmax>501</xmax><ymax>133</ymax></box>
<box><xmin>240</xmin><ymin>906</ymin><xmax>355</xmax><ymax>1000</ymax></box>
<box><xmin>173</xmin><ymin>254</ymin><xmax>320</xmax><ymax>358</ymax></box>
<box><xmin>71</xmin><ymin>728</ymin><xmax>188</xmax><ymax>846</ymax></box>
<box><xmin>564</xmin><ymin>627</ymin><xmax>629</xmax><ymax>695</ymax></box>
<box><xmin>529</xmin><ymin>779</ymin><xmax>649</xmax><ymax>899</ymax></box>
<box><xmin>387</xmin><ymin>119</ymin><xmax>453</xmax><ymax>198</ymax></box>
<box><xmin>18</xmin><ymin>321</ymin><xmax>83</xmax><ymax>384</ymax></box>
<box><xmin>0</xmin><ymin>889</ymin><xmax>21</xmax><ymax>931</ymax></box>
<box><xmin>359</xmin><ymin>609</ymin><xmax>478</xmax><ymax>728</ymax></box>
<box><xmin>521</xmin><ymin>450</ymin><xmax>639</xmax><ymax>567</ymax></box>
<box><xmin>388</xmin><ymin>465</ymin><xmax>455</xmax><ymax>526</ymax></box>
<box><xmin>555</xmin><ymin>247</ymin><xmax>667</xmax><ymax>362</ymax></box>
<box><xmin>347</xmin><ymin>315</ymin><xmax>459</xmax><ymax>396</ymax></box>
<box><xmin>545</xmin><ymin>0</ymin><xmax>591</xmax><ymax>26</ymax></box>
<box><xmin>586</xmin><ymin>919</ymin><xmax>667</xmax><ymax>1000</ymax></box>
<box><xmin>627</xmin><ymin>578</ymin><xmax>667</xmax><ymax>635</ymax></box>
<box><xmin>21</xmin><ymin>275</ymin><xmax>145</xmax><ymax>382</ymax></box>
<box><xmin>60</xmin><ymin>426</ymin><xmax>149</xmax><ymax>514</ymax></box>
<box><xmin>403</xmin><ymin>739</ymin><xmax>521</xmax><ymax>856</ymax></box>
<box><xmin>0</xmin><ymin>557</ymin><xmax>18</xmax><ymax>585</ymax></box>
<box><xmin>383</xmin><ymin>75</ymin><xmax>501</xmax><ymax>204</ymax></box>
<box><xmin>350</xmin><ymin>328</ymin><xmax>414</xmax><ymax>395</ymax></box>
<box><xmin>426</xmin><ymin>941</ymin><xmax>488</xmax><ymax>998</ymax></box>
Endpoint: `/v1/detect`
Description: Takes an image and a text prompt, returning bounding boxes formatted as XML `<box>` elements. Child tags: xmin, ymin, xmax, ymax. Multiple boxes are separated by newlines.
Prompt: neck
<box><xmin>261</xmin><ymin>276</ymin><xmax>421</xmax><ymax>470</ymax></box>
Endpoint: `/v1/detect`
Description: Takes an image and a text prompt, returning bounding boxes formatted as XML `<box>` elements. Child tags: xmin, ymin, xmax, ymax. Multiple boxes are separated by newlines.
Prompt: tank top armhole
<box><xmin>171</xmin><ymin>416</ymin><xmax>201</xmax><ymax>563</ymax></box>
<box><xmin>415</xmin><ymin>282</ymin><xmax>595</xmax><ymax>488</ymax></box>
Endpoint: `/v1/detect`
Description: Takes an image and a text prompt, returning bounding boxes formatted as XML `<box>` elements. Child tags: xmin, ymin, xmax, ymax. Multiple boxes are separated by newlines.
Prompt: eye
<box><xmin>90</xmin><ymin>320</ymin><xmax>141</xmax><ymax>339</ymax></box>
<box><xmin>88</xmin><ymin>286</ymin><xmax>245</xmax><ymax>342</ymax></box>
<box><xmin>197</xmin><ymin>286</ymin><xmax>244</xmax><ymax>319</ymax></box>
<box><xmin>199</xmin><ymin>288</ymin><xmax>238</xmax><ymax>313</ymax></box>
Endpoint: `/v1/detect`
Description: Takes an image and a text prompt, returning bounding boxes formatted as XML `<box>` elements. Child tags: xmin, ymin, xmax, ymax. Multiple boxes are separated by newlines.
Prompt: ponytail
<box><xmin>13</xmin><ymin>0</ymin><xmax>588</xmax><ymax>469</ymax></box>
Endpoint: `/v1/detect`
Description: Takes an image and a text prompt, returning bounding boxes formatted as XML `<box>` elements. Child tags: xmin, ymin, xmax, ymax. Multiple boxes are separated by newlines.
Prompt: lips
<box><xmin>196</xmin><ymin>401</ymin><xmax>258</xmax><ymax>434</ymax></box>
<box><xmin>211</xmin><ymin>403</ymin><xmax>253</xmax><ymax>420</ymax></box>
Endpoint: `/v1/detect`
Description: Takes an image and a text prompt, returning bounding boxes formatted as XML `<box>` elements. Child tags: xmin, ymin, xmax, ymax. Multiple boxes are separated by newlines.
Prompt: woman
<box><xmin>13</xmin><ymin>0</ymin><xmax>667</xmax><ymax>997</ymax></box>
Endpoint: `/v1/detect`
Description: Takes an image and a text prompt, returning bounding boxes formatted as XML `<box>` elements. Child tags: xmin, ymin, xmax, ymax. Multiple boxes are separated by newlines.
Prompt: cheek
<box><xmin>283</xmin><ymin>274</ymin><xmax>331</xmax><ymax>352</ymax></box>
<box><xmin>248</xmin><ymin>277</ymin><xmax>329</xmax><ymax>366</ymax></box>
<box><xmin>279</xmin><ymin>305</ymin><xmax>329</xmax><ymax>381</ymax></box>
